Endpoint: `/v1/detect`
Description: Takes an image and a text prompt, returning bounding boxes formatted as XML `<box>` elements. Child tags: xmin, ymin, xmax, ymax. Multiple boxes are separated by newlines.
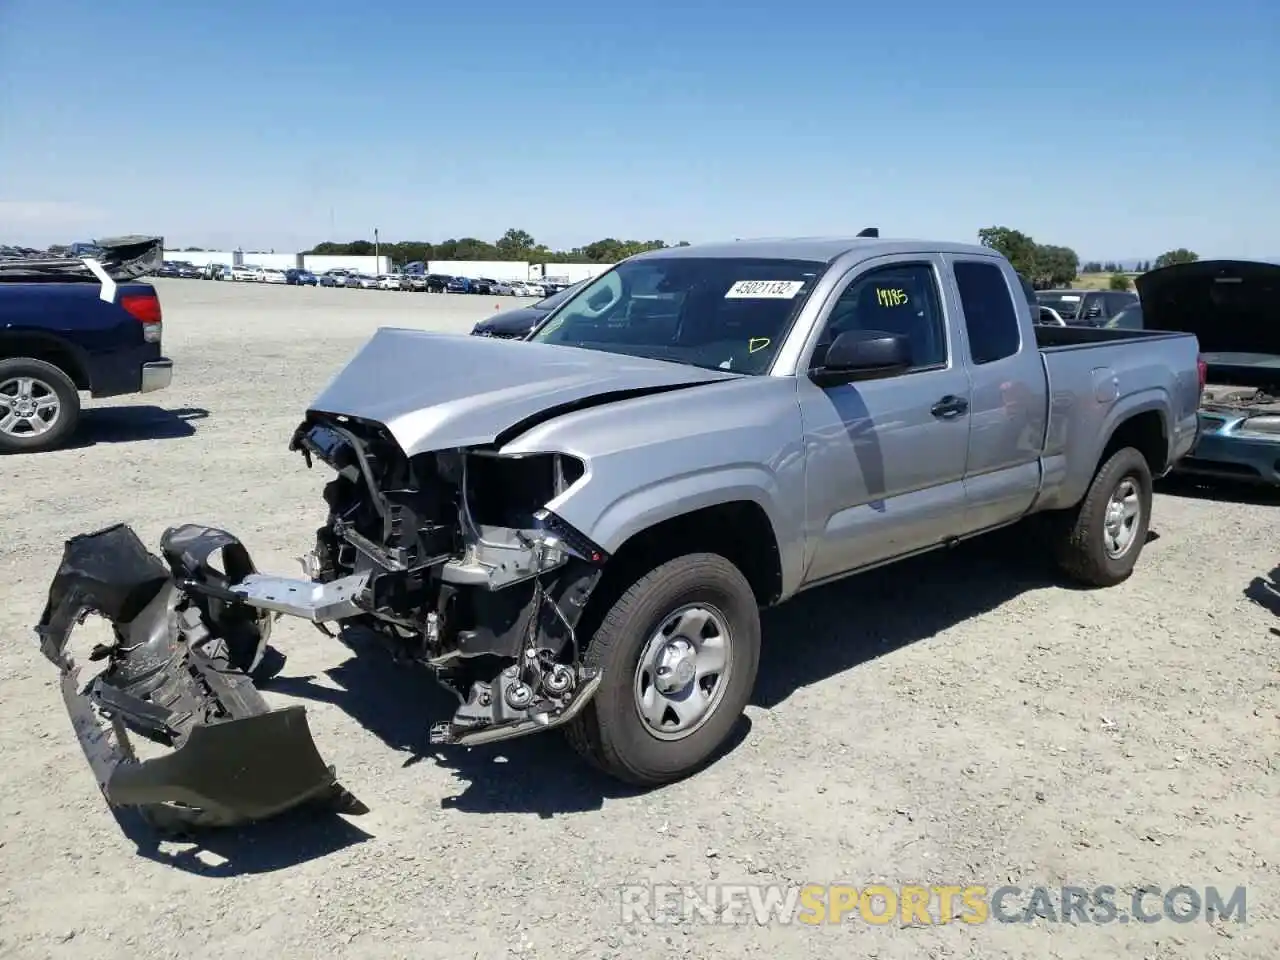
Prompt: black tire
<box><xmin>564</xmin><ymin>553</ymin><xmax>761</xmax><ymax>786</ymax></box>
<box><xmin>0</xmin><ymin>357</ymin><xmax>81</xmax><ymax>454</ymax></box>
<box><xmin>1050</xmin><ymin>446</ymin><xmax>1153</xmax><ymax>587</ymax></box>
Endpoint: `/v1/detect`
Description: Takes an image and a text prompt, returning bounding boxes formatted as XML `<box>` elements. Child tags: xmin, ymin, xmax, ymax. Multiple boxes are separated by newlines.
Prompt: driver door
<box><xmin>796</xmin><ymin>255</ymin><xmax>974</xmax><ymax>585</ymax></box>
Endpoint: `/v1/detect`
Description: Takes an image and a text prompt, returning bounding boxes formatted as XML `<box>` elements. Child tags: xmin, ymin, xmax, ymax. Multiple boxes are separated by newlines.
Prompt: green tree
<box><xmin>495</xmin><ymin>228</ymin><xmax>536</xmax><ymax>258</ymax></box>
<box><xmin>978</xmin><ymin>226</ymin><xmax>1038</xmax><ymax>277</ymax></box>
<box><xmin>1108</xmin><ymin>273</ymin><xmax>1131</xmax><ymax>291</ymax></box>
<box><xmin>1153</xmin><ymin>248</ymin><xmax>1198</xmax><ymax>269</ymax></box>
<box><xmin>1034</xmin><ymin>244</ymin><xmax>1080</xmax><ymax>287</ymax></box>
<box><xmin>1082</xmin><ymin>261</ymin><xmax>1103</xmax><ymax>274</ymax></box>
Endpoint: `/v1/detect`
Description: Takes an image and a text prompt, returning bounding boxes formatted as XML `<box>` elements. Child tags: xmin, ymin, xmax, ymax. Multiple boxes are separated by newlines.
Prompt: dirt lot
<box><xmin>1</xmin><ymin>278</ymin><xmax>1277</xmax><ymax>959</ymax></box>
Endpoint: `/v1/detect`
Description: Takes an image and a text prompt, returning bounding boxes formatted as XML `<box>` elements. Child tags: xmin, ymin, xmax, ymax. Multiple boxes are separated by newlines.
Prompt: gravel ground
<box><xmin>1</xmin><ymin>278</ymin><xmax>1277</xmax><ymax>960</ymax></box>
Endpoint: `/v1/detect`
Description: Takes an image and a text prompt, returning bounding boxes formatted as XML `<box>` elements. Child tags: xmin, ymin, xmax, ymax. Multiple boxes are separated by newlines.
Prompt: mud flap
<box><xmin>36</xmin><ymin>522</ymin><xmax>363</xmax><ymax>832</ymax></box>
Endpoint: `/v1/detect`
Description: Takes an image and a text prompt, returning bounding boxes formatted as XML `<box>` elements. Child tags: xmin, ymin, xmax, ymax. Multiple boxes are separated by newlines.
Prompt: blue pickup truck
<box><xmin>0</xmin><ymin>236</ymin><xmax>174</xmax><ymax>453</ymax></box>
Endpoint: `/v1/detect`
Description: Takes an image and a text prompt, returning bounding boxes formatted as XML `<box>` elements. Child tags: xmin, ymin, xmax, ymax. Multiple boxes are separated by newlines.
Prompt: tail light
<box><xmin>1196</xmin><ymin>355</ymin><xmax>1207</xmax><ymax>390</ymax></box>
<box><xmin>120</xmin><ymin>293</ymin><xmax>163</xmax><ymax>343</ymax></box>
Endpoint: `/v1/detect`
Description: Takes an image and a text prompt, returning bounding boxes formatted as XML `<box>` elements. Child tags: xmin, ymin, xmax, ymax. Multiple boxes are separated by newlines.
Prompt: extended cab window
<box><xmin>953</xmin><ymin>261</ymin><xmax>1021</xmax><ymax>365</ymax></box>
<box><xmin>814</xmin><ymin>263</ymin><xmax>946</xmax><ymax>370</ymax></box>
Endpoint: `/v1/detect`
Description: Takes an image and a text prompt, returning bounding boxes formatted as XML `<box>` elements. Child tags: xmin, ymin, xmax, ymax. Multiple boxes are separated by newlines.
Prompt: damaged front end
<box><xmin>288</xmin><ymin>414</ymin><xmax>610</xmax><ymax>747</ymax></box>
<box><xmin>34</xmin><ymin>412</ymin><xmax>614</xmax><ymax>830</ymax></box>
<box><xmin>35</xmin><ymin>523</ymin><xmax>362</xmax><ymax>831</ymax></box>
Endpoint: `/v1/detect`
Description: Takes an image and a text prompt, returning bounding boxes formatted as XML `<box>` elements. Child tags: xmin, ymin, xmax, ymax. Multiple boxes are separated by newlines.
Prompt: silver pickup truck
<box><xmin>35</xmin><ymin>236</ymin><xmax>1204</xmax><ymax>830</ymax></box>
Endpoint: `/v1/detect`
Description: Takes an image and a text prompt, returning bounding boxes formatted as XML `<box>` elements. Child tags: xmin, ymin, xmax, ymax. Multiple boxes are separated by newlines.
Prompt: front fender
<box><xmin>573</xmin><ymin>465</ymin><xmax>783</xmax><ymax>555</ymax></box>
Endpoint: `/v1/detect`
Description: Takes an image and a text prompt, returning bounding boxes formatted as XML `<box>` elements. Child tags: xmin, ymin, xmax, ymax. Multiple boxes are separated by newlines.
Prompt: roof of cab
<box><xmin>627</xmin><ymin>236</ymin><xmax>998</xmax><ymax>264</ymax></box>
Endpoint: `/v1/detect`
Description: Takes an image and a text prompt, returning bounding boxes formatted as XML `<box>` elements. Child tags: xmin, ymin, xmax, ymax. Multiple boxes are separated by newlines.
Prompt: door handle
<box><xmin>931</xmin><ymin>395</ymin><xmax>969</xmax><ymax>419</ymax></box>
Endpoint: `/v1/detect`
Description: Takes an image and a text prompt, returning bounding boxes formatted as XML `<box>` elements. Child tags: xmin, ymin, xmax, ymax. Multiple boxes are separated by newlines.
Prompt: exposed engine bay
<box><xmin>32</xmin><ymin>412</ymin><xmax>615</xmax><ymax>830</ymax></box>
<box><xmin>1200</xmin><ymin>383</ymin><xmax>1280</xmax><ymax>416</ymax></box>
<box><xmin>287</xmin><ymin>413</ymin><xmax>611</xmax><ymax>745</ymax></box>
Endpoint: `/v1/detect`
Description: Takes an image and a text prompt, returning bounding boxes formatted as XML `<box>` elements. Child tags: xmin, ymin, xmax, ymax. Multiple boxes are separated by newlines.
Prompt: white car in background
<box><xmin>376</xmin><ymin>274</ymin><xmax>406</xmax><ymax>291</ymax></box>
<box><xmin>230</xmin><ymin>264</ymin><xmax>260</xmax><ymax>282</ymax></box>
<box><xmin>524</xmin><ymin>282</ymin><xmax>545</xmax><ymax>297</ymax></box>
<box><xmin>508</xmin><ymin>281</ymin><xmax>534</xmax><ymax>296</ymax></box>
<box><xmin>490</xmin><ymin>280</ymin><xmax>516</xmax><ymax>295</ymax></box>
<box><xmin>260</xmin><ymin>268</ymin><xmax>288</xmax><ymax>284</ymax></box>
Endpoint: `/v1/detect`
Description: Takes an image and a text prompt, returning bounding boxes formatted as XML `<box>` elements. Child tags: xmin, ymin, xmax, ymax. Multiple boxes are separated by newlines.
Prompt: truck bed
<box><xmin>1034</xmin><ymin>324</ymin><xmax>1192</xmax><ymax>350</ymax></box>
<box><xmin>1031</xmin><ymin>322</ymin><xmax>1202</xmax><ymax>512</ymax></box>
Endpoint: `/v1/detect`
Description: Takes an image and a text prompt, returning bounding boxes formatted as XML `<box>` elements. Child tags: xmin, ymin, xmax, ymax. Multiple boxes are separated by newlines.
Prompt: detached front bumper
<box><xmin>34</xmin><ymin>523</ymin><xmax>361</xmax><ymax>832</ymax></box>
<box><xmin>1171</xmin><ymin>413</ymin><xmax>1280</xmax><ymax>486</ymax></box>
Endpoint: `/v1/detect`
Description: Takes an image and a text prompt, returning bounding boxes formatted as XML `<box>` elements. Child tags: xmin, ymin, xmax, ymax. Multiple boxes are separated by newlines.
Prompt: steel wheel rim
<box><xmin>633</xmin><ymin>603</ymin><xmax>732</xmax><ymax>741</ymax></box>
<box><xmin>0</xmin><ymin>376</ymin><xmax>61</xmax><ymax>438</ymax></box>
<box><xmin>1103</xmin><ymin>477</ymin><xmax>1141</xmax><ymax>558</ymax></box>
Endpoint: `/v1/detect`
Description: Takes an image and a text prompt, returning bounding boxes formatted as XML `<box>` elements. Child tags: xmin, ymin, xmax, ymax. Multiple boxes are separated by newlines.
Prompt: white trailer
<box><xmin>303</xmin><ymin>254</ymin><xmax>391</xmax><ymax>275</ymax></box>
<box><xmin>531</xmin><ymin>262</ymin><xmax>613</xmax><ymax>284</ymax></box>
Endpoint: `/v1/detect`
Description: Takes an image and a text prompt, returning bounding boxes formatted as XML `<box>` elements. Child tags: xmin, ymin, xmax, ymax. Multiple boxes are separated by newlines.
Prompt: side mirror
<box><xmin>810</xmin><ymin>330</ymin><xmax>912</xmax><ymax>386</ymax></box>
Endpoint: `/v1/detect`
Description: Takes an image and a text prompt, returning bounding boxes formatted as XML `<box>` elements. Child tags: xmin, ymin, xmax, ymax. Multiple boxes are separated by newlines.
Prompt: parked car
<box><xmin>319</xmin><ymin>269</ymin><xmax>350</xmax><ymax>287</ymax></box>
<box><xmin>205</xmin><ymin>262</ymin><xmax>229</xmax><ymax>280</ymax></box>
<box><xmin>0</xmin><ymin>236</ymin><xmax>174</xmax><ymax>453</ymax></box>
<box><xmin>350</xmin><ymin>273</ymin><xmax>379</xmax><ymax>290</ymax></box>
<box><xmin>1036</xmin><ymin>289</ymin><xmax>1138</xmax><ymax>327</ymax></box>
<box><xmin>377</xmin><ymin>274</ymin><xmax>407</xmax><ymax>291</ymax></box>
<box><xmin>445</xmin><ymin>276</ymin><xmax>471</xmax><ymax>294</ymax></box>
<box><xmin>286</xmin><ymin>268</ymin><xmax>318</xmax><ymax>286</ymax></box>
<box><xmin>260</xmin><ymin>268</ymin><xmax>288</xmax><ymax>285</ymax></box>
<box><xmin>425</xmin><ymin>274</ymin><xmax>451</xmax><ymax>293</ymax></box>
<box><xmin>1140</xmin><ymin>259</ymin><xmax>1280</xmax><ymax>486</ymax></box>
<box><xmin>230</xmin><ymin>264</ymin><xmax>260</xmax><ymax>282</ymax></box>
<box><xmin>38</xmin><ymin>235</ymin><xmax>1205</xmax><ymax>832</ymax></box>
<box><xmin>489</xmin><ymin>280</ymin><xmax>516</xmax><ymax>296</ymax></box>
<box><xmin>157</xmin><ymin>260</ymin><xmax>201</xmax><ymax>279</ymax></box>
<box><xmin>407</xmin><ymin>274</ymin><xmax>429</xmax><ymax>292</ymax></box>
<box><xmin>470</xmin><ymin>279</ymin><xmax>589</xmax><ymax>338</ymax></box>
<box><xmin>469</xmin><ymin>278</ymin><xmax>499</xmax><ymax>295</ymax></box>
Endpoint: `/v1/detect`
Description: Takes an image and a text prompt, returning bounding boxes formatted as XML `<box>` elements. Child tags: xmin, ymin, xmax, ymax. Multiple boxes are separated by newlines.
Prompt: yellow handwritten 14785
<box><xmin>876</xmin><ymin>288</ymin><xmax>909</xmax><ymax>307</ymax></box>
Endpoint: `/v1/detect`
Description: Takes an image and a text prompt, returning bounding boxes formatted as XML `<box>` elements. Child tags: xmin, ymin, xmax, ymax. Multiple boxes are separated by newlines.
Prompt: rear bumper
<box><xmin>1171</xmin><ymin>418</ymin><xmax>1280</xmax><ymax>486</ymax></box>
<box><xmin>140</xmin><ymin>359</ymin><xmax>173</xmax><ymax>393</ymax></box>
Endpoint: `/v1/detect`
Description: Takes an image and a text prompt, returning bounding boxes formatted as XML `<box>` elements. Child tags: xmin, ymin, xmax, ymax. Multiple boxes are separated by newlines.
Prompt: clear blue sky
<box><xmin>1</xmin><ymin>0</ymin><xmax>1276</xmax><ymax>261</ymax></box>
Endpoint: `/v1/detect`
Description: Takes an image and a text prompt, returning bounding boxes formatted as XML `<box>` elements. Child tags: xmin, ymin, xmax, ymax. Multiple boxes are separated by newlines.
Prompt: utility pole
<box><xmin>374</xmin><ymin>228</ymin><xmax>380</xmax><ymax>272</ymax></box>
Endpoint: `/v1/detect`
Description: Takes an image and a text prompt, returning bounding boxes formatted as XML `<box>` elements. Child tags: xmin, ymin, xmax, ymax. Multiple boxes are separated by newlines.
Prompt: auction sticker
<box><xmin>725</xmin><ymin>280</ymin><xmax>805</xmax><ymax>299</ymax></box>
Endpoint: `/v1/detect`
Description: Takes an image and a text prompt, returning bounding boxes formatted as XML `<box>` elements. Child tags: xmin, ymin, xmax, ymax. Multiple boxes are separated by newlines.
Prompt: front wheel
<box><xmin>1049</xmin><ymin>446</ymin><xmax>1153</xmax><ymax>587</ymax></box>
<box><xmin>564</xmin><ymin>553</ymin><xmax>761</xmax><ymax>786</ymax></box>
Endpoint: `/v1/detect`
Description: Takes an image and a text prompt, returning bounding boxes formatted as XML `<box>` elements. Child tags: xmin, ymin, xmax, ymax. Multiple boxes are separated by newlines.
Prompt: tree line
<box><xmin>978</xmin><ymin>227</ymin><xmax>1199</xmax><ymax>290</ymax></box>
<box><xmin>302</xmin><ymin>229</ymin><xmax>690</xmax><ymax>265</ymax></box>
<box><xmin>184</xmin><ymin>226</ymin><xmax>1202</xmax><ymax>283</ymax></box>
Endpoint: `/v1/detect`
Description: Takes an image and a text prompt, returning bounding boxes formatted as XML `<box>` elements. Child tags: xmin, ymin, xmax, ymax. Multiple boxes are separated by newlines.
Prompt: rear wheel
<box><xmin>1049</xmin><ymin>446</ymin><xmax>1153</xmax><ymax>587</ymax></box>
<box><xmin>0</xmin><ymin>357</ymin><xmax>81</xmax><ymax>454</ymax></box>
<box><xmin>564</xmin><ymin>553</ymin><xmax>760</xmax><ymax>785</ymax></box>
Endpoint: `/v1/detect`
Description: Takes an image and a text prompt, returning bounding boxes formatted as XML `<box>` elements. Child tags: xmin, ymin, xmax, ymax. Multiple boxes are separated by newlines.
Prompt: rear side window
<box><xmin>953</xmin><ymin>261</ymin><xmax>1021</xmax><ymax>365</ymax></box>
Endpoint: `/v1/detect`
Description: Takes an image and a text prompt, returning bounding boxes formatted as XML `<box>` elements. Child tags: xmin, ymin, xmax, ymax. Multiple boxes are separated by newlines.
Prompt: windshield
<box><xmin>1105</xmin><ymin>303</ymin><xmax>1143</xmax><ymax>330</ymax></box>
<box><xmin>529</xmin><ymin>256</ymin><xmax>825</xmax><ymax>373</ymax></box>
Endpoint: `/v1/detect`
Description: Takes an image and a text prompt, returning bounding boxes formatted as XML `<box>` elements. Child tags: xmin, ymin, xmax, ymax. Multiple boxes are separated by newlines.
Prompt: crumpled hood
<box><xmin>306</xmin><ymin>327</ymin><xmax>740</xmax><ymax>456</ymax></box>
<box><xmin>1136</xmin><ymin>259</ymin><xmax>1280</xmax><ymax>357</ymax></box>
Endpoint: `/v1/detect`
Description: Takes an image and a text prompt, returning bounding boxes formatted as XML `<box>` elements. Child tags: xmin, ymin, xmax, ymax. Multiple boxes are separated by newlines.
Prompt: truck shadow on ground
<box><xmin>1155</xmin><ymin>475</ymin><xmax>1280</xmax><ymax>507</ymax></box>
<box><xmin>64</xmin><ymin>405</ymin><xmax>209</xmax><ymax>448</ymax></box>
<box><xmin>265</xmin><ymin>522</ymin><xmax>1103</xmax><ymax>821</ymax></box>
<box><xmin>1244</xmin><ymin>563</ymin><xmax>1280</xmax><ymax>633</ymax></box>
